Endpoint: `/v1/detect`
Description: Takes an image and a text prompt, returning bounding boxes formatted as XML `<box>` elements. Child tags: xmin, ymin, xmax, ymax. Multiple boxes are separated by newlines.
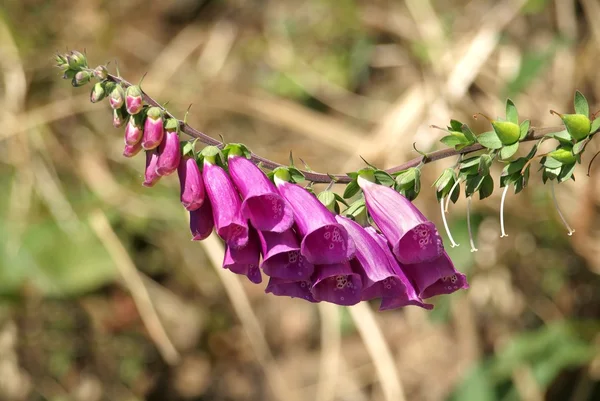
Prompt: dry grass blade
<box><xmin>349</xmin><ymin>303</ymin><xmax>406</xmax><ymax>401</ymax></box>
<box><xmin>89</xmin><ymin>209</ymin><xmax>181</xmax><ymax>365</ymax></box>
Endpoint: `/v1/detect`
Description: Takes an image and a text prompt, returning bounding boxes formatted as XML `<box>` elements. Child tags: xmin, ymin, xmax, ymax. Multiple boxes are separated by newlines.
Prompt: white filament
<box><xmin>551</xmin><ymin>181</ymin><xmax>575</xmax><ymax>236</ymax></box>
<box><xmin>445</xmin><ymin>178</ymin><xmax>462</xmax><ymax>213</ymax></box>
<box><xmin>500</xmin><ymin>185</ymin><xmax>509</xmax><ymax>238</ymax></box>
<box><xmin>467</xmin><ymin>196</ymin><xmax>478</xmax><ymax>252</ymax></box>
<box><xmin>440</xmin><ymin>196</ymin><xmax>459</xmax><ymax>247</ymax></box>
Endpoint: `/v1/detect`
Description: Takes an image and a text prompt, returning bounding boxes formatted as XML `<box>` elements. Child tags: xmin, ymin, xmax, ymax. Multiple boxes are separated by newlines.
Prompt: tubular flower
<box><xmin>265</xmin><ymin>277</ymin><xmax>318</xmax><ymax>303</ymax></box>
<box><xmin>223</xmin><ymin>229</ymin><xmax>262</xmax><ymax>284</ymax></box>
<box><xmin>189</xmin><ymin>199</ymin><xmax>214</xmax><ymax>241</ymax></box>
<box><xmin>364</xmin><ymin>226</ymin><xmax>432</xmax><ymax>310</ymax></box>
<box><xmin>143</xmin><ymin>149</ymin><xmax>161</xmax><ymax>187</ymax></box>
<box><xmin>155</xmin><ymin>123</ymin><xmax>181</xmax><ymax>176</ymax></box>
<box><xmin>335</xmin><ymin>216</ymin><xmax>412</xmax><ymax>301</ymax></box>
<box><xmin>141</xmin><ymin>107</ymin><xmax>164</xmax><ymax>150</ymax></box>
<box><xmin>358</xmin><ymin>175</ymin><xmax>443</xmax><ymax>264</ymax></box>
<box><xmin>202</xmin><ymin>148</ymin><xmax>249</xmax><ymax>248</ymax></box>
<box><xmin>258</xmin><ymin>229</ymin><xmax>314</xmax><ymax>280</ymax></box>
<box><xmin>274</xmin><ymin>174</ymin><xmax>355</xmax><ymax>265</ymax></box>
<box><xmin>310</xmin><ymin>262</ymin><xmax>362</xmax><ymax>306</ymax></box>
<box><xmin>228</xmin><ymin>152</ymin><xmax>293</xmax><ymax>232</ymax></box>
<box><xmin>123</xmin><ymin>141</ymin><xmax>142</xmax><ymax>158</ymax></box>
<box><xmin>400</xmin><ymin>252</ymin><xmax>469</xmax><ymax>299</ymax></box>
<box><xmin>124</xmin><ymin>112</ymin><xmax>145</xmax><ymax>146</ymax></box>
<box><xmin>178</xmin><ymin>155</ymin><xmax>205</xmax><ymax>211</ymax></box>
<box><xmin>125</xmin><ymin>85</ymin><xmax>143</xmax><ymax>115</ymax></box>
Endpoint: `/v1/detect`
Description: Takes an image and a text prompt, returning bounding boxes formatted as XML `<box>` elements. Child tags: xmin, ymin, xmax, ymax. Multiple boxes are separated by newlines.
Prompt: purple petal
<box><xmin>258</xmin><ymin>229</ymin><xmax>314</xmax><ymax>280</ymax></box>
<box><xmin>203</xmin><ymin>160</ymin><xmax>249</xmax><ymax>249</ymax></box>
<box><xmin>311</xmin><ymin>262</ymin><xmax>362</xmax><ymax>306</ymax></box>
<box><xmin>228</xmin><ymin>155</ymin><xmax>293</xmax><ymax>232</ymax></box>
<box><xmin>155</xmin><ymin>130</ymin><xmax>181</xmax><ymax>176</ymax></box>
<box><xmin>275</xmin><ymin>179</ymin><xmax>355</xmax><ymax>264</ymax></box>
<box><xmin>335</xmin><ymin>215</ymin><xmax>408</xmax><ymax>300</ymax></box>
<box><xmin>142</xmin><ymin>116</ymin><xmax>164</xmax><ymax>150</ymax></box>
<box><xmin>189</xmin><ymin>199</ymin><xmax>214</xmax><ymax>241</ymax></box>
<box><xmin>143</xmin><ymin>149</ymin><xmax>161</xmax><ymax>187</ymax></box>
<box><xmin>124</xmin><ymin>119</ymin><xmax>143</xmax><ymax>145</ymax></box>
<box><xmin>223</xmin><ymin>230</ymin><xmax>262</xmax><ymax>283</ymax></box>
<box><xmin>178</xmin><ymin>156</ymin><xmax>205</xmax><ymax>211</ymax></box>
<box><xmin>265</xmin><ymin>277</ymin><xmax>317</xmax><ymax>302</ymax></box>
<box><xmin>126</xmin><ymin>95</ymin><xmax>143</xmax><ymax>115</ymax></box>
<box><xmin>358</xmin><ymin>177</ymin><xmax>443</xmax><ymax>264</ymax></box>
<box><xmin>401</xmin><ymin>252</ymin><xmax>469</xmax><ymax>299</ymax></box>
<box><xmin>123</xmin><ymin>141</ymin><xmax>142</xmax><ymax>158</ymax></box>
<box><xmin>364</xmin><ymin>227</ymin><xmax>433</xmax><ymax>310</ymax></box>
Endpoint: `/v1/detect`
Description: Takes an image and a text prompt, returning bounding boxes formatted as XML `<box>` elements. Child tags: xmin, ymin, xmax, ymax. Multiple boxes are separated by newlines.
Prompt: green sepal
<box><xmin>395</xmin><ymin>168</ymin><xmax>421</xmax><ymax>201</ymax></box>
<box><xmin>112</xmin><ymin>105</ymin><xmax>129</xmax><ymax>128</ymax></box>
<box><xmin>288</xmin><ymin>167</ymin><xmax>305</xmax><ymax>183</ymax></box>
<box><xmin>478</xmin><ymin>175</ymin><xmax>494</xmax><ymax>200</ymax></box>
<box><xmin>126</xmin><ymin>84</ymin><xmax>142</xmax><ymax>98</ymax></box>
<box><xmin>199</xmin><ymin>145</ymin><xmax>225</xmax><ymax>166</ymax></box>
<box><xmin>223</xmin><ymin>143</ymin><xmax>252</xmax><ymax>159</ymax></box>
<box><xmin>433</xmin><ymin>168</ymin><xmax>456</xmax><ymax>202</ymax></box>
<box><xmin>461</xmin><ymin>124</ymin><xmax>477</xmax><ymax>143</ymax></box>
<box><xmin>545</xmin><ymin>129</ymin><xmax>572</xmax><ymax>144</ymax></box>
<box><xmin>465</xmin><ymin>174</ymin><xmax>486</xmax><ymax>197</ymax></box>
<box><xmin>506</xmin><ymin>99</ymin><xmax>518</xmax><ymax>124</ymax></box>
<box><xmin>543</xmin><ymin>156</ymin><xmax>563</xmax><ymax>169</ymax></box>
<box><xmin>558</xmin><ymin>163</ymin><xmax>576</xmax><ymax>183</ymax></box>
<box><xmin>343</xmin><ymin>198</ymin><xmax>368</xmax><ymax>225</ymax></box>
<box><xmin>318</xmin><ymin>191</ymin><xmax>339</xmax><ymax>213</ymax></box>
<box><xmin>343</xmin><ymin>179</ymin><xmax>361</xmax><ymax>199</ymax></box>
<box><xmin>519</xmin><ymin>120</ymin><xmax>530</xmax><ymax>140</ymax></box>
<box><xmin>477</xmin><ymin>131</ymin><xmax>503</xmax><ymax>149</ymax></box>
<box><xmin>131</xmin><ymin>107</ymin><xmax>147</xmax><ymax>128</ymax></box>
<box><xmin>440</xmin><ymin>134</ymin><xmax>467</xmax><ymax>148</ymax></box>
<box><xmin>181</xmin><ymin>140</ymin><xmax>196</xmax><ymax>157</ymax></box>
<box><xmin>449</xmin><ymin>119</ymin><xmax>463</xmax><ymax>132</ymax></box>
<box><xmin>164</xmin><ymin>118</ymin><xmax>180</xmax><ymax>132</ymax></box>
<box><xmin>574</xmin><ymin>90</ymin><xmax>589</xmax><ymax>117</ymax></box>
<box><xmin>374</xmin><ymin>170</ymin><xmax>395</xmax><ymax>187</ymax></box>
<box><xmin>146</xmin><ymin>106</ymin><xmax>163</xmax><ymax>120</ymax></box>
<box><xmin>500</xmin><ymin>142</ymin><xmax>519</xmax><ymax>160</ymax></box>
<box><xmin>573</xmin><ymin>139</ymin><xmax>588</xmax><ymax>155</ymax></box>
<box><xmin>346</xmin><ymin>172</ymin><xmax>359</xmax><ymax>180</ymax></box>
<box><xmin>478</xmin><ymin>154</ymin><xmax>493</xmax><ymax>175</ymax></box>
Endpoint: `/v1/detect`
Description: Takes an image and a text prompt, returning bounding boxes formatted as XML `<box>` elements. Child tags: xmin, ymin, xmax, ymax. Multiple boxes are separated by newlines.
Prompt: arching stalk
<box><xmin>467</xmin><ymin>196</ymin><xmax>478</xmax><ymax>252</ymax></box>
<box><xmin>440</xmin><ymin>196</ymin><xmax>459</xmax><ymax>247</ymax></box>
<box><xmin>550</xmin><ymin>181</ymin><xmax>575</xmax><ymax>236</ymax></box>
<box><xmin>500</xmin><ymin>185</ymin><xmax>509</xmax><ymax>238</ymax></box>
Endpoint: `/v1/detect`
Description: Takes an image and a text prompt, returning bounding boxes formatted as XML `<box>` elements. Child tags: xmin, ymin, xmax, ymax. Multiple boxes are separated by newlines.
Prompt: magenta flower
<box><xmin>358</xmin><ymin>176</ymin><xmax>443</xmax><ymax>264</ymax></box>
<box><xmin>223</xmin><ymin>230</ymin><xmax>262</xmax><ymax>284</ymax></box>
<box><xmin>311</xmin><ymin>262</ymin><xmax>362</xmax><ymax>306</ymax></box>
<box><xmin>124</xmin><ymin>114</ymin><xmax>144</xmax><ymax>146</ymax></box>
<box><xmin>258</xmin><ymin>229</ymin><xmax>314</xmax><ymax>280</ymax></box>
<box><xmin>364</xmin><ymin>227</ymin><xmax>432</xmax><ymax>310</ymax></box>
<box><xmin>142</xmin><ymin>107</ymin><xmax>164</xmax><ymax>150</ymax></box>
<box><xmin>265</xmin><ymin>277</ymin><xmax>317</xmax><ymax>303</ymax></box>
<box><xmin>125</xmin><ymin>85</ymin><xmax>143</xmax><ymax>115</ymax></box>
<box><xmin>202</xmin><ymin>149</ymin><xmax>248</xmax><ymax>248</ymax></box>
<box><xmin>108</xmin><ymin>84</ymin><xmax>125</xmax><ymax>110</ymax></box>
<box><xmin>228</xmin><ymin>154</ymin><xmax>293</xmax><ymax>232</ymax></box>
<box><xmin>143</xmin><ymin>149</ymin><xmax>161</xmax><ymax>187</ymax></box>
<box><xmin>189</xmin><ymin>199</ymin><xmax>214</xmax><ymax>241</ymax></box>
<box><xmin>178</xmin><ymin>155</ymin><xmax>205</xmax><ymax>211</ymax></box>
<box><xmin>275</xmin><ymin>176</ymin><xmax>355</xmax><ymax>264</ymax></box>
<box><xmin>335</xmin><ymin>215</ymin><xmax>412</xmax><ymax>301</ymax></box>
<box><xmin>400</xmin><ymin>252</ymin><xmax>468</xmax><ymax>299</ymax></box>
<box><xmin>155</xmin><ymin>127</ymin><xmax>180</xmax><ymax>176</ymax></box>
<box><xmin>123</xmin><ymin>141</ymin><xmax>142</xmax><ymax>158</ymax></box>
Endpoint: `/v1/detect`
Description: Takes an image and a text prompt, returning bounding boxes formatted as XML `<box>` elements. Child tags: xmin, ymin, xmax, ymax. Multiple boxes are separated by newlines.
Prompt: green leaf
<box><xmin>344</xmin><ymin>198</ymin><xmax>365</xmax><ymax>217</ymax></box>
<box><xmin>478</xmin><ymin>154</ymin><xmax>493</xmax><ymax>175</ymax></box>
<box><xmin>558</xmin><ymin>163</ymin><xmax>576</xmax><ymax>182</ymax></box>
<box><xmin>466</xmin><ymin>174</ymin><xmax>486</xmax><ymax>197</ymax></box>
<box><xmin>449</xmin><ymin>119</ymin><xmax>463</xmax><ymax>131</ymax></box>
<box><xmin>460</xmin><ymin>156</ymin><xmax>482</xmax><ymax>169</ymax></box>
<box><xmin>544</xmin><ymin>157</ymin><xmax>563</xmax><ymax>169</ymax></box>
<box><xmin>433</xmin><ymin>168</ymin><xmax>454</xmax><ymax>192</ymax></box>
<box><xmin>395</xmin><ymin>168</ymin><xmax>418</xmax><ymax>189</ymax></box>
<box><xmin>500</xmin><ymin>142</ymin><xmax>519</xmax><ymax>160</ymax></box>
<box><xmin>333</xmin><ymin>193</ymin><xmax>349</xmax><ymax>207</ymax></box>
<box><xmin>477</xmin><ymin>131</ymin><xmax>503</xmax><ymax>149</ymax></box>
<box><xmin>519</xmin><ymin>120</ymin><xmax>530</xmax><ymax>140</ymax></box>
<box><xmin>546</xmin><ymin>129</ymin><xmax>572</xmax><ymax>143</ymax></box>
<box><xmin>504</xmin><ymin>158</ymin><xmax>527</xmax><ymax>175</ymax></box>
<box><xmin>506</xmin><ymin>99</ymin><xmax>518</xmax><ymax>124</ymax></box>
<box><xmin>461</xmin><ymin>124</ymin><xmax>477</xmax><ymax>143</ymax></box>
<box><xmin>374</xmin><ymin>170</ymin><xmax>395</xmax><ymax>187</ymax></box>
<box><xmin>288</xmin><ymin>167</ymin><xmax>305</xmax><ymax>183</ymax></box>
<box><xmin>591</xmin><ymin>118</ymin><xmax>600</xmax><ymax>134</ymax></box>
<box><xmin>343</xmin><ymin>180</ymin><xmax>360</xmax><ymax>199</ymax></box>
<box><xmin>440</xmin><ymin>135</ymin><xmax>467</xmax><ymax>147</ymax></box>
<box><xmin>574</xmin><ymin>90</ymin><xmax>589</xmax><ymax>117</ymax></box>
<box><xmin>573</xmin><ymin>139</ymin><xmax>587</xmax><ymax>155</ymax></box>
<box><xmin>346</xmin><ymin>172</ymin><xmax>359</xmax><ymax>179</ymax></box>
<box><xmin>479</xmin><ymin>175</ymin><xmax>494</xmax><ymax>200</ymax></box>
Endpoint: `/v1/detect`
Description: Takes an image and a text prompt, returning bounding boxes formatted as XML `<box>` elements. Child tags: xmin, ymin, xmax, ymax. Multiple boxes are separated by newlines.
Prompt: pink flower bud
<box><xmin>109</xmin><ymin>84</ymin><xmax>125</xmax><ymax>109</ymax></box>
<box><xmin>125</xmin><ymin>85</ymin><xmax>143</xmax><ymax>115</ymax></box>
<box><xmin>155</xmin><ymin>128</ymin><xmax>181</xmax><ymax>176</ymax></box>
<box><xmin>124</xmin><ymin>112</ymin><xmax>145</xmax><ymax>145</ymax></box>
<box><xmin>94</xmin><ymin>65</ymin><xmax>108</xmax><ymax>80</ymax></box>
<box><xmin>143</xmin><ymin>149</ymin><xmax>161</xmax><ymax>187</ymax></box>
<box><xmin>178</xmin><ymin>155</ymin><xmax>205</xmax><ymax>211</ymax></box>
<box><xmin>123</xmin><ymin>141</ymin><xmax>142</xmax><ymax>158</ymax></box>
<box><xmin>113</xmin><ymin>106</ymin><xmax>129</xmax><ymax>128</ymax></box>
<box><xmin>141</xmin><ymin>107</ymin><xmax>164</xmax><ymax>150</ymax></box>
<box><xmin>90</xmin><ymin>82</ymin><xmax>106</xmax><ymax>103</ymax></box>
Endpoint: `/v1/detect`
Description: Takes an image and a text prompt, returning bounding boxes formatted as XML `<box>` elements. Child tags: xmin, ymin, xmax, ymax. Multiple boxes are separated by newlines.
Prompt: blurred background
<box><xmin>1</xmin><ymin>0</ymin><xmax>600</xmax><ymax>400</ymax></box>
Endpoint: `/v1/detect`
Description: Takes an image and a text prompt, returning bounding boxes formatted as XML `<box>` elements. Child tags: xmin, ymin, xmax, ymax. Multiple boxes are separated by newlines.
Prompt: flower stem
<box><xmin>467</xmin><ymin>196</ymin><xmax>478</xmax><ymax>252</ymax></box>
<box><xmin>440</xmin><ymin>196</ymin><xmax>459</xmax><ymax>247</ymax></box>
<box><xmin>550</xmin><ymin>181</ymin><xmax>575</xmax><ymax>236</ymax></box>
<box><xmin>500</xmin><ymin>185</ymin><xmax>509</xmax><ymax>238</ymax></box>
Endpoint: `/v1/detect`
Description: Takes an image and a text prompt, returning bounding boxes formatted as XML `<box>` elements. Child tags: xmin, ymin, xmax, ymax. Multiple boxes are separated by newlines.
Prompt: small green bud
<box><xmin>63</xmin><ymin>69</ymin><xmax>77</xmax><ymax>80</ymax></box>
<box><xmin>164</xmin><ymin>117</ymin><xmax>180</xmax><ymax>132</ymax></box>
<box><xmin>549</xmin><ymin>147</ymin><xmax>576</xmax><ymax>164</ymax></box>
<box><xmin>90</xmin><ymin>81</ymin><xmax>106</xmax><ymax>103</ymax></box>
<box><xmin>491</xmin><ymin>121</ymin><xmax>520</xmax><ymax>145</ymax></box>
<box><xmin>317</xmin><ymin>191</ymin><xmax>339</xmax><ymax>213</ymax></box>
<box><xmin>67</xmin><ymin>50</ymin><xmax>87</xmax><ymax>69</ymax></box>
<box><xmin>93</xmin><ymin>65</ymin><xmax>108</xmax><ymax>80</ymax></box>
<box><xmin>558</xmin><ymin>113</ymin><xmax>591</xmax><ymax>141</ymax></box>
<box><xmin>71</xmin><ymin>70</ymin><xmax>92</xmax><ymax>87</ymax></box>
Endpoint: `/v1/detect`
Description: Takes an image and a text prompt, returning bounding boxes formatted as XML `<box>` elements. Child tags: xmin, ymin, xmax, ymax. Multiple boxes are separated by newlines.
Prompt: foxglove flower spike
<box><xmin>258</xmin><ymin>229</ymin><xmax>314</xmax><ymax>280</ymax></box>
